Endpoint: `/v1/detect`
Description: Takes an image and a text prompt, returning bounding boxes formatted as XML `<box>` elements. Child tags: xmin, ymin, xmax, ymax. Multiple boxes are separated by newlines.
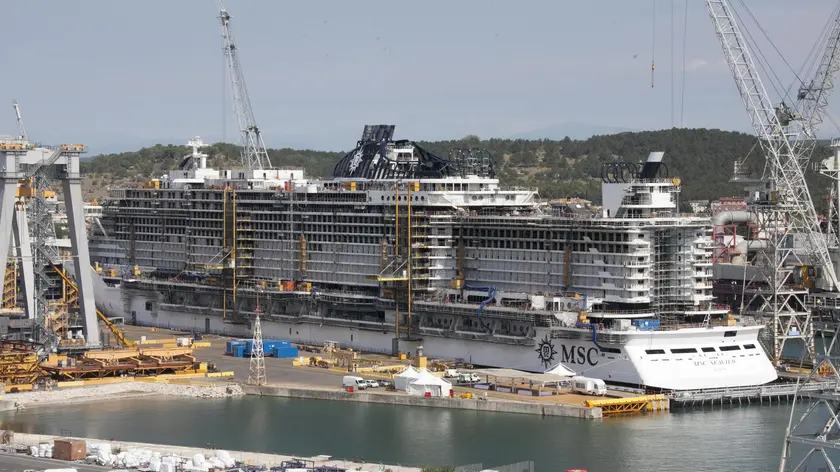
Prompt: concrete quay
<box><xmin>243</xmin><ymin>384</ymin><xmax>604</xmax><ymax>419</ymax></box>
<box><xmin>2</xmin><ymin>431</ymin><xmax>423</xmax><ymax>472</ymax></box>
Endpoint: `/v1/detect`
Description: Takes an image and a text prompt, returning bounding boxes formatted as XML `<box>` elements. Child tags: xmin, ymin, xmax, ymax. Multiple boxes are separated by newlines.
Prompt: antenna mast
<box><xmin>218</xmin><ymin>1</ymin><xmax>272</xmax><ymax>170</ymax></box>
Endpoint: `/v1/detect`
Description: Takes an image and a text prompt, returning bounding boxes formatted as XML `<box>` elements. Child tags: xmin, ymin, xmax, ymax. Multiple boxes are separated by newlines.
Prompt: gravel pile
<box><xmin>8</xmin><ymin>382</ymin><xmax>244</xmax><ymax>407</ymax></box>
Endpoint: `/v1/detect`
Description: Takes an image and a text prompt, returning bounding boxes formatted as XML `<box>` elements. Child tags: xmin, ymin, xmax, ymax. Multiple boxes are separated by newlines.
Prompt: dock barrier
<box><xmin>584</xmin><ymin>394</ymin><xmax>668</xmax><ymax>416</ymax></box>
<box><xmin>667</xmin><ymin>381</ymin><xmax>836</xmax><ymax>408</ymax></box>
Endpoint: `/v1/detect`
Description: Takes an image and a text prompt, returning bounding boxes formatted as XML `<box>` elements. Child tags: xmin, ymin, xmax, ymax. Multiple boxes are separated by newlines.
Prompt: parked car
<box><xmin>364</xmin><ymin>379</ymin><xmax>380</xmax><ymax>388</ymax></box>
<box><xmin>379</xmin><ymin>380</ymin><xmax>394</xmax><ymax>389</ymax></box>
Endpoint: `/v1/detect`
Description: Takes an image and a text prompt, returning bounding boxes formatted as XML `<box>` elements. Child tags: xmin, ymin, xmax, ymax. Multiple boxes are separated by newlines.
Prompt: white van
<box><xmin>571</xmin><ymin>376</ymin><xmax>607</xmax><ymax>396</ymax></box>
<box><xmin>342</xmin><ymin>375</ymin><xmax>367</xmax><ymax>390</ymax></box>
<box><xmin>458</xmin><ymin>372</ymin><xmax>480</xmax><ymax>384</ymax></box>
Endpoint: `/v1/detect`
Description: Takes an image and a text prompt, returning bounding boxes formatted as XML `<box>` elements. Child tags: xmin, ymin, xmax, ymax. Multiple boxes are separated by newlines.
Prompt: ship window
<box><xmin>744</xmin><ymin>344</ymin><xmax>756</xmax><ymax>349</ymax></box>
<box><xmin>645</xmin><ymin>349</ymin><xmax>666</xmax><ymax>355</ymax></box>
<box><xmin>719</xmin><ymin>345</ymin><xmax>741</xmax><ymax>351</ymax></box>
<box><xmin>723</xmin><ymin>331</ymin><xmax>737</xmax><ymax>337</ymax></box>
<box><xmin>671</xmin><ymin>348</ymin><xmax>697</xmax><ymax>354</ymax></box>
<box><xmin>600</xmin><ymin>346</ymin><xmax>621</xmax><ymax>354</ymax></box>
<box><xmin>701</xmin><ymin>347</ymin><xmax>715</xmax><ymax>352</ymax></box>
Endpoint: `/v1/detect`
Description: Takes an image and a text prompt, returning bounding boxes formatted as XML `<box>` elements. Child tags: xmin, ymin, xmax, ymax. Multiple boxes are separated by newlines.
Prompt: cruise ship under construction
<box><xmin>87</xmin><ymin>126</ymin><xmax>778</xmax><ymax>391</ymax></box>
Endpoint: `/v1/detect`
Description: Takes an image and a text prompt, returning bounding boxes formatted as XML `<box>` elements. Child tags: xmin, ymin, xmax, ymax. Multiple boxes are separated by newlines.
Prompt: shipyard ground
<box><xmin>121</xmin><ymin>325</ymin><xmax>619</xmax><ymax>398</ymax></box>
<box><xmin>116</xmin><ymin>325</ymin><xmax>635</xmax><ymax>418</ymax></box>
<box><xmin>0</xmin><ymin>324</ymin><xmax>649</xmax><ymax>419</ymax></box>
<box><xmin>0</xmin><ymin>451</ymin><xmax>112</xmax><ymax>471</ymax></box>
<box><xmin>1</xmin><ymin>432</ymin><xmax>423</xmax><ymax>471</ymax></box>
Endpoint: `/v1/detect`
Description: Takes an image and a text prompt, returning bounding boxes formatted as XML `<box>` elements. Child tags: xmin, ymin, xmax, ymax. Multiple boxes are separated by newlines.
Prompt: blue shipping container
<box><xmin>226</xmin><ymin>340</ymin><xmax>248</xmax><ymax>355</ymax></box>
<box><xmin>274</xmin><ymin>347</ymin><xmax>299</xmax><ymax>358</ymax></box>
<box><xmin>233</xmin><ymin>345</ymin><xmax>246</xmax><ymax>358</ymax></box>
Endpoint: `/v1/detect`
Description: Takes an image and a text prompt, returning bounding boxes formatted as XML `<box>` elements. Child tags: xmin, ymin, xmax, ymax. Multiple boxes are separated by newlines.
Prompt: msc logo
<box><xmin>536</xmin><ymin>337</ymin><xmax>601</xmax><ymax>368</ymax></box>
<box><xmin>560</xmin><ymin>345</ymin><xmax>600</xmax><ymax>366</ymax></box>
<box><xmin>535</xmin><ymin>336</ymin><xmax>557</xmax><ymax>369</ymax></box>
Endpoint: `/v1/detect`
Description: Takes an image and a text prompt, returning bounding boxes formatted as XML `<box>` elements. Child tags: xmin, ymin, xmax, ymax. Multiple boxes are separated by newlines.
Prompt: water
<box><xmin>0</xmin><ymin>396</ymin><xmax>795</xmax><ymax>471</ymax></box>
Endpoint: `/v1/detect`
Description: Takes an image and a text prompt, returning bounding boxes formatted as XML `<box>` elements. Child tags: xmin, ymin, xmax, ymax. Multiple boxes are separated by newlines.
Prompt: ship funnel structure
<box><xmin>639</xmin><ymin>151</ymin><xmax>665</xmax><ymax>179</ymax></box>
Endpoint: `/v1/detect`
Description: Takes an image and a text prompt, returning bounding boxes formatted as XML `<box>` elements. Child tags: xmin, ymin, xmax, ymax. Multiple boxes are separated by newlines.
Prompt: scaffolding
<box><xmin>2</xmin><ymin>262</ymin><xmax>17</xmax><ymax>311</ymax></box>
<box><xmin>739</xmin><ymin>204</ymin><xmax>815</xmax><ymax>365</ymax></box>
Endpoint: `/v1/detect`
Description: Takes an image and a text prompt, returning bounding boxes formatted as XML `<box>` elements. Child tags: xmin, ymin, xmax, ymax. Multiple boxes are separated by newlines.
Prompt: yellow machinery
<box><xmin>798</xmin><ymin>265</ymin><xmax>816</xmax><ymax>290</ymax></box>
<box><xmin>50</xmin><ymin>265</ymin><xmax>135</xmax><ymax>348</ymax></box>
<box><xmin>0</xmin><ymin>340</ymin><xmax>44</xmax><ymax>387</ymax></box>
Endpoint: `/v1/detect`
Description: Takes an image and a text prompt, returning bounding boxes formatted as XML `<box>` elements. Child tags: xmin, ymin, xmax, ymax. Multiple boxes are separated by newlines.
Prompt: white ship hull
<box><xmin>95</xmin><ymin>276</ymin><xmax>778</xmax><ymax>391</ymax></box>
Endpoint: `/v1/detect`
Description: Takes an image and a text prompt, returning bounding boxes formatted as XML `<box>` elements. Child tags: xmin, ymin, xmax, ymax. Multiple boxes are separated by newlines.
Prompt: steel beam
<box><xmin>0</xmin><ymin>153</ymin><xmax>19</xmax><ymax>296</ymax></box>
<box><xmin>12</xmin><ymin>203</ymin><xmax>34</xmax><ymax>319</ymax></box>
<box><xmin>60</xmin><ymin>153</ymin><xmax>100</xmax><ymax>348</ymax></box>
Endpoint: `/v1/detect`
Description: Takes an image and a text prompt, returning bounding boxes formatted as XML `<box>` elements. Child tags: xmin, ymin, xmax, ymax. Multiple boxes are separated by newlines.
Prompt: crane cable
<box><xmin>680</xmin><ymin>0</ymin><xmax>689</xmax><ymax>128</ymax></box>
<box><xmin>651</xmin><ymin>0</ymin><xmax>656</xmax><ymax>88</ymax></box>
<box><xmin>670</xmin><ymin>0</ymin><xmax>675</xmax><ymax>127</ymax></box>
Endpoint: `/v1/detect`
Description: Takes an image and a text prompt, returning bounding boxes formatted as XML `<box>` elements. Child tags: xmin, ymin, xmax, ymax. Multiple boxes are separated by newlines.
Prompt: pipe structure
<box><xmin>731</xmin><ymin>240</ymin><xmax>770</xmax><ymax>264</ymax></box>
<box><xmin>711</xmin><ymin>210</ymin><xmax>758</xmax><ymax>226</ymax></box>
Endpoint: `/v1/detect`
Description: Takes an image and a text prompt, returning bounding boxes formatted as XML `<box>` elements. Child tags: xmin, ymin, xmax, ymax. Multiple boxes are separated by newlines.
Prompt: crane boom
<box><xmin>218</xmin><ymin>1</ymin><xmax>272</xmax><ymax>170</ymax></box>
<box><xmin>706</xmin><ymin>0</ymin><xmax>838</xmax><ymax>290</ymax></box>
<box><xmin>12</xmin><ymin>100</ymin><xmax>27</xmax><ymax>141</ymax></box>
<box><xmin>793</xmin><ymin>2</ymin><xmax>840</xmax><ymax>168</ymax></box>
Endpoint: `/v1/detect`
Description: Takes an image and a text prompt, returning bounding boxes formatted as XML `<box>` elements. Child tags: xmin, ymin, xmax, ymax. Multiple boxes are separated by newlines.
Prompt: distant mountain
<box><xmin>511</xmin><ymin>122</ymin><xmax>636</xmax><ymax>140</ymax></box>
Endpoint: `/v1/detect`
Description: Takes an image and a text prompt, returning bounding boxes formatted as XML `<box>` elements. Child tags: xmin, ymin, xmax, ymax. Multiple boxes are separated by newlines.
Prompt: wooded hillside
<box><xmin>80</xmin><ymin>128</ymin><xmax>833</xmax><ymax>207</ymax></box>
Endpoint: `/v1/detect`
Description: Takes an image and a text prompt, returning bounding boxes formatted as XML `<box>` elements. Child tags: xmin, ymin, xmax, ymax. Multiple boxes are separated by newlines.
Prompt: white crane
<box><xmin>706</xmin><ymin>0</ymin><xmax>838</xmax><ymax>290</ymax></box>
<box><xmin>795</xmin><ymin>4</ymin><xmax>840</xmax><ymax>169</ymax></box>
<box><xmin>12</xmin><ymin>100</ymin><xmax>27</xmax><ymax>141</ymax></box>
<box><xmin>705</xmin><ymin>2</ymin><xmax>840</xmax><ymax>471</ymax></box>
<box><xmin>218</xmin><ymin>1</ymin><xmax>272</xmax><ymax>170</ymax></box>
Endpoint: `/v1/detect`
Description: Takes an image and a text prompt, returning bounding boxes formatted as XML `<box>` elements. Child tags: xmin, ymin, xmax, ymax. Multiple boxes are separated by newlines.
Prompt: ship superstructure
<box><xmin>88</xmin><ymin>126</ymin><xmax>778</xmax><ymax>391</ymax></box>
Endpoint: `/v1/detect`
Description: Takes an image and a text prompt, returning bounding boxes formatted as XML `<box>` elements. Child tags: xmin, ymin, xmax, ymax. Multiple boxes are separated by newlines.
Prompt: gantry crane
<box><xmin>218</xmin><ymin>0</ymin><xmax>272</xmax><ymax>170</ymax></box>
<box><xmin>1</xmin><ymin>103</ymin><xmax>100</xmax><ymax>351</ymax></box>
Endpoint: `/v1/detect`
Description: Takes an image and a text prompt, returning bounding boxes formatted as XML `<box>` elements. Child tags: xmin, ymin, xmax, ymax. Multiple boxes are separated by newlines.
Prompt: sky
<box><xmin>4</xmin><ymin>0</ymin><xmax>840</xmax><ymax>154</ymax></box>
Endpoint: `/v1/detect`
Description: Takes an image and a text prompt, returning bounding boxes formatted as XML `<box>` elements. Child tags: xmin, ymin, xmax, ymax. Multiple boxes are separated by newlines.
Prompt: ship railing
<box><xmin>413</xmin><ymin>300</ymin><xmax>540</xmax><ymax>322</ymax></box>
<box><xmin>587</xmin><ymin>309</ymin><xmax>656</xmax><ymax>316</ymax></box>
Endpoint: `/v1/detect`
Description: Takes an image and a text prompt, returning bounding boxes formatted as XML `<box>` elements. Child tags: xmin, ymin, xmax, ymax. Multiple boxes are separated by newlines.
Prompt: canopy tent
<box><xmin>394</xmin><ymin>365</ymin><xmax>421</xmax><ymax>391</ymax></box>
<box><xmin>545</xmin><ymin>363</ymin><xmax>576</xmax><ymax>377</ymax></box>
<box><xmin>406</xmin><ymin>370</ymin><xmax>453</xmax><ymax>398</ymax></box>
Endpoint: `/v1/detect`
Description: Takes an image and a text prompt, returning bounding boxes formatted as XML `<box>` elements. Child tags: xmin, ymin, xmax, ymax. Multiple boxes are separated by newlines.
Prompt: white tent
<box><xmin>545</xmin><ymin>363</ymin><xmax>576</xmax><ymax>377</ymax></box>
<box><xmin>394</xmin><ymin>365</ymin><xmax>421</xmax><ymax>391</ymax></box>
<box><xmin>406</xmin><ymin>370</ymin><xmax>453</xmax><ymax>398</ymax></box>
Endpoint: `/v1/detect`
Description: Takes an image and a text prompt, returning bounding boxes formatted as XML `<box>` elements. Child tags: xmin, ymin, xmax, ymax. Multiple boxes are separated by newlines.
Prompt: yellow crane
<box><xmin>50</xmin><ymin>265</ymin><xmax>134</xmax><ymax>348</ymax></box>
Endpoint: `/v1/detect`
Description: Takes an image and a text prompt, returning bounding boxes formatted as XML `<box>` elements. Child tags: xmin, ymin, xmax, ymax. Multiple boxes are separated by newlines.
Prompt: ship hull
<box><xmin>97</xmin><ymin>278</ymin><xmax>778</xmax><ymax>391</ymax></box>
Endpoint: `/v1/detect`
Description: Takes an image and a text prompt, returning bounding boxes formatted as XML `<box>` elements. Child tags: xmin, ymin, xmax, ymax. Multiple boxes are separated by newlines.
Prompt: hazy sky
<box><xmin>4</xmin><ymin>0</ymin><xmax>839</xmax><ymax>153</ymax></box>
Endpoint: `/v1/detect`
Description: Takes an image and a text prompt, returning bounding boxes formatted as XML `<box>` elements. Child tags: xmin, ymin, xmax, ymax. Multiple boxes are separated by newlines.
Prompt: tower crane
<box><xmin>705</xmin><ymin>2</ymin><xmax>835</xmax><ymax>289</ymax></box>
<box><xmin>704</xmin><ymin>2</ymin><xmax>840</xmax><ymax>471</ymax></box>
<box><xmin>706</xmin><ymin>0</ymin><xmax>839</xmax><ymax>370</ymax></box>
<box><xmin>795</xmin><ymin>5</ymin><xmax>840</xmax><ymax>169</ymax></box>
<box><xmin>799</xmin><ymin>4</ymin><xmax>840</xmax><ymax>244</ymax></box>
<box><xmin>218</xmin><ymin>0</ymin><xmax>273</xmax><ymax>170</ymax></box>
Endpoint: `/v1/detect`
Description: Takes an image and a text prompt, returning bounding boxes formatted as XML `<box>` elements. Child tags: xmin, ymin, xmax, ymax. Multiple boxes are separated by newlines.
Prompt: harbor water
<box><xmin>0</xmin><ymin>395</ymin><xmax>795</xmax><ymax>471</ymax></box>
